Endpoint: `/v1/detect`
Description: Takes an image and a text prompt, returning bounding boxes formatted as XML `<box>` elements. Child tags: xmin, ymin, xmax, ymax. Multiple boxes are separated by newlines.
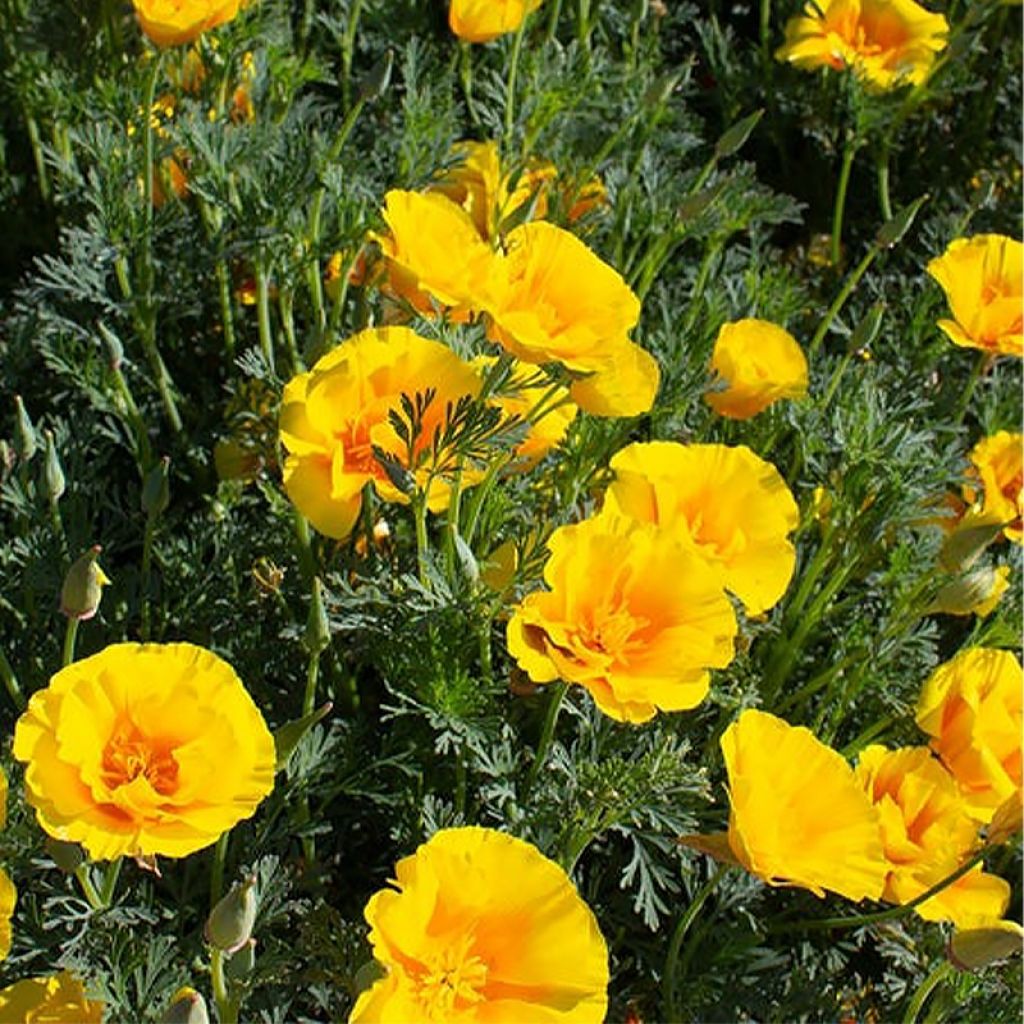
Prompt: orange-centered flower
<box><xmin>279</xmin><ymin>327</ymin><xmax>483</xmax><ymax>540</ymax></box>
<box><xmin>776</xmin><ymin>0</ymin><xmax>948</xmax><ymax>90</ymax></box>
<box><xmin>605</xmin><ymin>441</ymin><xmax>799</xmax><ymax>616</ymax></box>
<box><xmin>132</xmin><ymin>0</ymin><xmax>242</xmax><ymax>47</ymax></box>
<box><xmin>350</xmin><ymin>827</ymin><xmax>608</xmax><ymax>1023</ymax></box>
<box><xmin>926</xmin><ymin>235</ymin><xmax>1023</xmax><ymax>357</ymax></box>
<box><xmin>13</xmin><ymin>643</ymin><xmax>275</xmax><ymax>860</ymax></box>
<box><xmin>963</xmin><ymin>431</ymin><xmax>1023</xmax><ymax>543</ymax></box>
<box><xmin>507</xmin><ymin>512</ymin><xmax>737</xmax><ymax>722</ymax></box>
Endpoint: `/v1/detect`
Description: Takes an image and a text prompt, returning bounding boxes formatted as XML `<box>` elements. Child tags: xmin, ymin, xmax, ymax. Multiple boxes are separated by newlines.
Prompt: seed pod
<box><xmin>45</xmin><ymin>837</ymin><xmax>86</xmax><ymax>874</ymax></box>
<box><xmin>205</xmin><ymin>875</ymin><xmax>257</xmax><ymax>953</ymax></box>
<box><xmin>161</xmin><ymin>987</ymin><xmax>210</xmax><ymax>1024</ymax></box>
<box><xmin>44</xmin><ymin>431</ymin><xmax>66</xmax><ymax>503</ymax></box>
<box><xmin>13</xmin><ymin>395</ymin><xmax>36</xmax><ymax>462</ymax></box>
<box><xmin>142</xmin><ymin>456</ymin><xmax>171</xmax><ymax>519</ymax></box>
<box><xmin>60</xmin><ymin>546</ymin><xmax>111</xmax><ymax>621</ymax></box>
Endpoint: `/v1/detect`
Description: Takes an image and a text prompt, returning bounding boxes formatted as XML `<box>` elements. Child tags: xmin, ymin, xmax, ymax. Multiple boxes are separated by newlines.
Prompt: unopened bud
<box><xmin>225</xmin><ymin>939</ymin><xmax>256</xmax><ymax>983</ymax></box>
<box><xmin>60</xmin><ymin>545</ymin><xmax>111</xmax><ymax>621</ymax></box>
<box><xmin>949</xmin><ymin>921</ymin><xmax>1023</xmax><ymax>972</ymax></box>
<box><xmin>44</xmin><ymin>431</ymin><xmax>66</xmax><ymax>502</ymax></box>
<box><xmin>928</xmin><ymin>564</ymin><xmax>1010</xmax><ymax>618</ymax></box>
<box><xmin>142</xmin><ymin>456</ymin><xmax>171</xmax><ymax>518</ymax></box>
<box><xmin>14</xmin><ymin>396</ymin><xmax>37</xmax><ymax>462</ymax></box>
<box><xmin>303</xmin><ymin>577</ymin><xmax>331</xmax><ymax>657</ymax></box>
<box><xmin>206</xmin><ymin>875</ymin><xmax>257</xmax><ymax>953</ymax></box>
<box><xmin>45</xmin><ymin>837</ymin><xmax>86</xmax><ymax>874</ymax></box>
<box><xmin>161</xmin><ymin>987</ymin><xmax>210</xmax><ymax>1024</ymax></box>
<box><xmin>97</xmin><ymin>322</ymin><xmax>124</xmax><ymax>370</ymax></box>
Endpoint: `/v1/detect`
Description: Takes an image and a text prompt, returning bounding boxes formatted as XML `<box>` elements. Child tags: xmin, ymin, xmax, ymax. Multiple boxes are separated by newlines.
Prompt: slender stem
<box><xmin>24</xmin><ymin>111</ymin><xmax>50</xmax><ymax>203</ymax></box>
<box><xmin>952</xmin><ymin>351</ymin><xmax>988</xmax><ymax>427</ymax></box>
<box><xmin>0</xmin><ymin>647</ymin><xmax>25</xmax><ymax>711</ymax></box>
<box><xmin>663</xmin><ymin>866</ymin><xmax>727</xmax><ymax>1021</ymax></box>
<box><xmin>413</xmin><ymin>494</ymin><xmax>430</xmax><ymax>588</ymax></box>
<box><xmin>99</xmin><ymin>858</ymin><xmax>122</xmax><ymax>906</ymax></box>
<box><xmin>504</xmin><ymin>19</ymin><xmax>528</xmax><ymax>147</ymax></box>
<box><xmin>293</xmin><ymin>512</ymin><xmax>316</xmax><ymax>585</ymax></box>
<box><xmin>459</xmin><ymin>42</ymin><xmax>479</xmax><ymax>126</ymax></box>
<box><xmin>302</xmin><ymin>652</ymin><xmax>320</xmax><ymax>719</ymax></box>
<box><xmin>74</xmin><ymin>864</ymin><xmax>104</xmax><ymax>911</ymax></box>
<box><xmin>200</xmin><ymin>200</ymin><xmax>236</xmax><ymax>359</ymax></box>
<box><xmin>876</xmin><ymin>146</ymin><xmax>893</xmax><ymax>222</ymax></box>
<box><xmin>443</xmin><ymin>459</ymin><xmax>465</xmax><ymax>582</ymax></box>
<box><xmin>903</xmin><ymin>963</ymin><xmax>954</xmax><ymax>1024</ymax></box>
<box><xmin>255</xmin><ymin>258</ymin><xmax>275</xmax><ymax>374</ymax></box>
<box><xmin>808</xmin><ymin>245</ymin><xmax>880</xmax><ymax>357</ymax></box>
<box><xmin>522</xmin><ymin>682</ymin><xmax>568</xmax><ymax>803</ymax></box>
<box><xmin>684</xmin><ymin>239</ymin><xmax>724</xmax><ymax>332</ymax></box>
<box><xmin>576</xmin><ymin>0</ymin><xmax>593</xmax><ymax>65</ymax></box>
<box><xmin>210</xmin><ymin>831</ymin><xmax>229</xmax><ymax>911</ymax></box>
<box><xmin>478</xmin><ymin>616</ymin><xmax>494</xmax><ymax>684</ymax></box>
<box><xmin>110</xmin><ymin>362</ymin><xmax>153</xmax><ymax>472</ymax></box>
<box><xmin>758</xmin><ymin>0</ymin><xmax>772</xmax><ymax>64</ymax></box>
<box><xmin>62</xmin><ymin>617</ymin><xmax>80</xmax><ymax>667</ymax></box>
<box><xmin>830</xmin><ymin>135</ymin><xmax>858</xmax><ymax>268</ymax></box>
<box><xmin>340</xmin><ymin>0</ymin><xmax>364</xmax><ymax>112</ymax></box>
<box><xmin>545</xmin><ymin>0</ymin><xmax>563</xmax><ymax>42</ymax></box>
<box><xmin>140</xmin><ymin>517</ymin><xmax>156</xmax><ymax>641</ymax></box>
<box><xmin>210</xmin><ymin>948</ymin><xmax>239</xmax><ymax>1024</ymax></box>
<box><xmin>278</xmin><ymin>289</ymin><xmax>302</xmax><ymax>374</ymax></box>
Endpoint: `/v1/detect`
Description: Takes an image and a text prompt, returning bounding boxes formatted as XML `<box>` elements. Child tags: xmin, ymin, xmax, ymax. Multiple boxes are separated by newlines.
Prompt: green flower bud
<box><xmin>205</xmin><ymin>875</ymin><xmax>257</xmax><ymax>953</ymax></box>
<box><xmin>45</xmin><ymin>837</ymin><xmax>86</xmax><ymax>874</ymax></box>
<box><xmin>44</xmin><ymin>430</ymin><xmax>66</xmax><ymax>503</ymax></box>
<box><xmin>949</xmin><ymin>921</ymin><xmax>1023</xmax><ymax>972</ymax></box>
<box><xmin>14</xmin><ymin>395</ymin><xmax>37</xmax><ymax>462</ymax></box>
<box><xmin>225</xmin><ymin>939</ymin><xmax>256</xmax><ymax>983</ymax></box>
<box><xmin>142</xmin><ymin>456</ymin><xmax>171</xmax><ymax>519</ymax></box>
<box><xmin>302</xmin><ymin>577</ymin><xmax>330</xmax><ymax>657</ymax></box>
<box><xmin>160</xmin><ymin>987</ymin><xmax>210</xmax><ymax>1024</ymax></box>
<box><xmin>60</xmin><ymin>545</ymin><xmax>111</xmax><ymax>621</ymax></box>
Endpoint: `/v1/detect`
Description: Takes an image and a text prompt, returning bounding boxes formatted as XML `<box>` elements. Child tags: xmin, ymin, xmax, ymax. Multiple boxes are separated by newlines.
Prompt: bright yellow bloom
<box><xmin>132</xmin><ymin>0</ymin><xmax>241</xmax><ymax>47</ymax></box>
<box><xmin>280</xmin><ymin>327</ymin><xmax>482</xmax><ymax>539</ymax></box>
<box><xmin>0</xmin><ymin>971</ymin><xmax>104</xmax><ymax>1023</ymax></box>
<box><xmin>721</xmin><ymin>710</ymin><xmax>888</xmax><ymax>901</ymax></box>
<box><xmin>963</xmin><ymin>431</ymin><xmax>1023</xmax><ymax>543</ymax></box>
<box><xmin>473</xmin><ymin>357</ymin><xmax>577</xmax><ymax>468</ymax></box>
<box><xmin>485</xmin><ymin>222</ymin><xmax>659</xmax><ymax>417</ymax></box>
<box><xmin>448</xmin><ymin>0</ymin><xmax>544</xmax><ymax>43</ymax></box>
<box><xmin>351</xmin><ymin>826</ymin><xmax>608</xmax><ymax>1023</ymax></box>
<box><xmin>13</xmin><ymin>642</ymin><xmax>275</xmax><ymax>860</ymax></box>
<box><xmin>916</xmin><ymin>648</ymin><xmax>1023</xmax><ymax>823</ymax></box>
<box><xmin>776</xmin><ymin>0</ymin><xmax>948</xmax><ymax>90</ymax></box>
<box><xmin>855</xmin><ymin>745</ymin><xmax>1008</xmax><ymax>927</ymax></box>
<box><xmin>605</xmin><ymin>442</ymin><xmax>799</xmax><ymax>616</ymax></box>
<box><xmin>705</xmin><ymin>319</ymin><xmax>808</xmax><ymax>420</ymax></box>
<box><xmin>372</xmin><ymin>190</ymin><xmax>500</xmax><ymax>317</ymax></box>
<box><xmin>926</xmin><ymin>235</ymin><xmax>1023</xmax><ymax>357</ymax></box>
<box><xmin>507</xmin><ymin>513</ymin><xmax>737</xmax><ymax>723</ymax></box>
<box><xmin>0</xmin><ymin>869</ymin><xmax>14</xmax><ymax>962</ymax></box>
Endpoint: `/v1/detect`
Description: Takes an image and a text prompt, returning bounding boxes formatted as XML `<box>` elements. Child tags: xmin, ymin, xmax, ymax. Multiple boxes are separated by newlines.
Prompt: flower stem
<box><xmin>830</xmin><ymin>134</ymin><xmax>859</xmax><ymax>269</ymax></box>
<box><xmin>255</xmin><ymin>258</ymin><xmax>275</xmax><ymax>375</ymax></box>
<box><xmin>952</xmin><ymin>351</ymin><xmax>989</xmax><ymax>427</ymax></box>
<box><xmin>74</xmin><ymin>864</ymin><xmax>104</xmax><ymax>911</ymax></box>
<box><xmin>459</xmin><ymin>43</ymin><xmax>479</xmax><ymax>126</ymax></box>
<box><xmin>413</xmin><ymin>493</ymin><xmax>431</xmax><ymax>589</ymax></box>
<box><xmin>99</xmin><ymin>858</ymin><xmax>121</xmax><ymax>906</ymax></box>
<box><xmin>0</xmin><ymin>647</ymin><xmax>25</xmax><ymax>711</ymax></box>
<box><xmin>210</xmin><ymin>947</ymin><xmax>239</xmax><ymax>1024</ymax></box>
<box><xmin>903</xmin><ymin>962</ymin><xmax>954</xmax><ymax>1024</ymax></box>
<box><xmin>504</xmin><ymin>18</ymin><xmax>528</xmax><ymax>147</ymax></box>
<box><xmin>140</xmin><ymin>516</ymin><xmax>157</xmax><ymax>641</ymax></box>
<box><xmin>808</xmin><ymin>245</ymin><xmax>879</xmax><ymax>357</ymax></box>
<box><xmin>62</xmin><ymin>617</ymin><xmax>79</xmax><ymax>668</ymax></box>
<box><xmin>210</xmin><ymin>830</ymin><xmax>229</xmax><ymax>911</ymax></box>
<box><xmin>876</xmin><ymin>145</ymin><xmax>893</xmax><ymax>222</ymax></box>
<box><xmin>522</xmin><ymin>682</ymin><xmax>567</xmax><ymax>804</ymax></box>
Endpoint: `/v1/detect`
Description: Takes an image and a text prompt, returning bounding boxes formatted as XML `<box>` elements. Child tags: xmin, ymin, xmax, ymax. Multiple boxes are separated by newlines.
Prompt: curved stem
<box><xmin>0</xmin><ymin>647</ymin><xmax>25</xmax><ymax>711</ymax></box>
<box><xmin>74</xmin><ymin>864</ymin><xmax>104</xmax><ymax>911</ymax></box>
<box><xmin>903</xmin><ymin>962</ymin><xmax>954</xmax><ymax>1024</ymax></box>
<box><xmin>504</xmin><ymin>19</ymin><xmax>528</xmax><ymax>146</ymax></box>
<box><xmin>62</xmin><ymin>617</ymin><xmax>80</xmax><ymax>667</ymax></box>
<box><xmin>522</xmin><ymin>682</ymin><xmax>567</xmax><ymax>803</ymax></box>
<box><xmin>210</xmin><ymin>830</ymin><xmax>229</xmax><ymax>911</ymax></box>
<box><xmin>255</xmin><ymin>258</ymin><xmax>275</xmax><ymax>374</ymax></box>
<box><xmin>808</xmin><ymin>245</ymin><xmax>879</xmax><ymax>357</ymax></box>
<box><xmin>876</xmin><ymin>146</ymin><xmax>893</xmax><ymax>222</ymax></box>
<box><xmin>830</xmin><ymin>135</ymin><xmax>859</xmax><ymax>268</ymax></box>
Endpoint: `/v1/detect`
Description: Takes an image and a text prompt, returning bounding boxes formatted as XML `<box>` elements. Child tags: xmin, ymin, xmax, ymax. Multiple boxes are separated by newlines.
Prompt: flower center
<box><xmin>101</xmin><ymin>720</ymin><xmax>178</xmax><ymax>795</ymax></box>
<box><xmin>415</xmin><ymin>937</ymin><xmax>489</xmax><ymax>1020</ymax></box>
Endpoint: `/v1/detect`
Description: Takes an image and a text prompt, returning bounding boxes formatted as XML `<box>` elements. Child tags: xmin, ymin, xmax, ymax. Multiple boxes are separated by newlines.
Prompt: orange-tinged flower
<box><xmin>152</xmin><ymin>152</ymin><xmax>189</xmax><ymax>208</ymax></box>
<box><xmin>448</xmin><ymin>0</ymin><xmax>544</xmax><ymax>43</ymax></box>
<box><xmin>855</xmin><ymin>745</ymin><xmax>1008</xmax><ymax>927</ymax></box>
<box><xmin>132</xmin><ymin>0</ymin><xmax>242</xmax><ymax>47</ymax></box>
<box><xmin>13</xmin><ymin>642</ymin><xmax>275</xmax><ymax>860</ymax></box>
<box><xmin>705</xmin><ymin>318</ymin><xmax>809</xmax><ymax>419</ymax></box>
<box><xmin>351</xmin><ymin>826</ymin><xmax>608</xmax><ymax>1023</ymax></box>
<box><xmin>963</xmin><ymin>431</ymin><xmax>1023</xmax><ymax>543</ymax></box>
<box><xmin>507</xmin><ymin>513</ymin><xmax>737</xmax><ymax>723</ymax></box>
<box><xmin>0</xmin><ymin>971</ymin><xmax>104</xmax><ymax>1023</ymax></box>
<box><xmin>776</xmin><ymin>0</ymin><xmax>948</xmax><ymax>90</ymax></box>
<box><xmin>279</xmin><ymin>327</ymin><xmax>483</xmax><ymax>539</ymax></box>
<box><xmin>485</xmin><ymin>221</ymin><xmax>659</xmax><ymax>417</ymax></box>
<box><xmin>916</xmin><ymin>648</ymin><xmax>1022</xmax><ymax>823</ymax></box>
<box><xmin>372</xmin><ymin>190</ymin><xmax>501</xmax><ymax>317</ymax></box>
<box><xmin>605</xmin><ymin>442</ymin><xmax>799</xmax><ymax>616</ymax></box>
<box><xmin>926</xmin><ymin>235</ymin><xmax>1023</xmax><ymax>356</ymax></box>
<box><xmin>721</xmin><ymin>710</ymin><xmax>888</xmax><ymax>901</ymax></box>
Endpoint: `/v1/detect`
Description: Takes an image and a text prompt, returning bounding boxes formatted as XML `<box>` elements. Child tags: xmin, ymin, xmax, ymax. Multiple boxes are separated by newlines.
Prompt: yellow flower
<box><xmin>963</xmin><ymin>431</ymin><xmax>1023</xmax><ymax>543</ymax></box>
<box><xmin>721</xmin><ymin>710</ymin><xmax>888</xmax><ymax>901</ymax></box>
<box><xmin>0</xmin><ymin>971</ymin><xmax>104</xmax><ymax>1023</ymax></box>
<box><xmin>507</xmin><ymin>513</ymin><xmax>737</xmax><ymax>723</ymax></box>
<box><xmin>132</xmin><ymin>0</ymin><xmax>241</xmax><ymax>47</ymax></box>
<box><xmin>473</xmin><ymin>357</ymin><xmax>577</xmax><ymax>468</ymax></box>
<box><xmin>855</xmin><ymin>745</ymin><xmax>1009</xmax><ymax>927</ymax></box>
<box><xmin>448</xmin><ymin>0</ymin><xmax>544</xmax><ymax>43</ymax></box>
<box><xmin>13</xmin><ymin>642</ymin><xmax>276</xmax><ymax>860</ymax></box>
<box><xmin>152</xmin><ymin>153</ymin><xmax>189</xmax><ymax>208</ymax></box>
<box><xmin>926</xmin><ymin>235</ymin><xmax>1023</xmax><ymax>357</ymax></box>
<box><xmin>929</xmin><ymin>563</ymin><xmax>1011</xmax><ymax>618</ymax></box>
<box><xmin>485</xmin><ymin>222</ymin><xmax>659</xmax><ymax>417</ymax></box>
<box><xmin>916</xmin><ymin>648</ymin><xmax>1023</xmax><ymax>823</ymax></box>
<box><xmin>605</xmin><ymin>441</ymin><xmax>799</xmax><ymax>616</ymax></box>
<box><xmin>372</xmin><ymin>190</ymin><xmax>500</xmax><ymax>317</ymax></box>
<box><xmin>279</xmin><ymin>327</ymin><xmax>483</xmax><ymax>540</ymax></box>
<box><xmin>705</xmin><ymin>319</ymin><xmax>809</xmax><ymax>420</ymax></box>
<box><xmin>0</xmin><ymin>868</ymin><xmax>14</xmax><ymax>962</ymax></box>
<box><xmin>776</xmin><ymin>0</ymin><xmax>948</xmax><ymax>90</ymax></box>
<box><xmin>351</xmin><ymin>826</ymin><xmax>608</xmax><ymax>1023</ymax></box>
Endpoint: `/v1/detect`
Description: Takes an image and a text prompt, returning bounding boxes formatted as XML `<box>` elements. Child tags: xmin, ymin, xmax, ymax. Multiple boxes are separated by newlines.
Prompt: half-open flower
<box><xmin>132</xmin><ymin>0</ymin><xmax>242</xmax><ymax>47</ymax></box>
<box><xmin>448</xmin><ymin>0</ymin><xmax>544</xmax><ymax>43</ymax></box>
<box><xmin>13</xmin><ymin>642</ymin><xmax>276</xmax><ymax>860</ymax></box>
<box><xmin>963</xmin><ymin>431</ymin><xmax>1023</xmax><ymax>543</ymax></box>
<box><xmin>351</xmin><ymin>826</ymin><xmax>608</xmax><ymax>1023</ymax></box>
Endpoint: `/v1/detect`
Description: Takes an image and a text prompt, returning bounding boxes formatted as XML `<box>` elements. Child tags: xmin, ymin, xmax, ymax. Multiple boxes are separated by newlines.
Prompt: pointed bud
<box><xmin>161</xmin><ymin>987</ymin><xmax>210</xmax><ymax>1024</ymax></box>
<box><xmin>44</xmin><ymin>431</ymin><xmax>66</xmax><ymax>503</ymax></box>
<box><xmin>142</xmin><ymin>456</ymin><xmax>171</xmax><ymax>518</ymax></box>
<box><xmin>714</xmin><ymin>109</ymin><xmax>763</xmax><ymax>160</ymax></box>
<box><xmin>225</xmin><ymin>939</ymin><xmax>256</xmax><ymax>983</ymax></box>
<box><xmin>939</xmin><ymin>511</ymin><xmax>1005</xmax><ymax>572</ymax></box>
<box><xmin>97</xmin><ymin>322</ymin><xmax>124</xmax><ymax>371</ymax></box>
<box><xmin>358</xmin><ymin>50</ymin><xmax>393</xmax><ymax>102</ymax></box>
<box><xmin>274</xmin><ymin>702</ymin><xmax>333</xmax><ymax>770</ymax></box>
<box><xmin>949</xmin><ymin>921</ymin><xmax>1023</xmax><ymax>972</ymax></box>
<box><xmin>303</xmin><ymin>577</ymin><xmax>331</xmax><ymax>657</ymax></box>
<box><xmin>928</xmin><ymin>564</ymin><xmax>1010</xmax><ymax>618</ymax></box>
<box><xmin>206</xmin><ymin>875</ymin><xmax>257</xmax><ymax>953</ymax></box>
<box><xmin>14</xmin><ymin>396</ymin><xmax>37</xmax><ymax>462</ymax></box>
<box><xmin>875</xmin><ymin>194</ymin><xmax>928</xmax><ymax>249</ymax></box>
<box><xmin>60</xmin><ymin>546</ymin><xmax>111</xmax><ymax>621</ymax></box>
<box><xmin>45</xmin><ymin>837</ymin><xmax>86</xmax><ymax>874</ymax></box>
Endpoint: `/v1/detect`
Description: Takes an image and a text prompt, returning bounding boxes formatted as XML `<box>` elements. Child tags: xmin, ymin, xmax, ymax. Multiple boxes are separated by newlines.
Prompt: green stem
<box><xmin>293</xmin><ymin>512</ymin><xmax>316</xmax><ymax>585</ymax></box>
<box><xmin>459</xmin><ymin>43</ymin><xmax>479</xmax><ymax>126</ymax></box>
<box><xmin>110</xmin><ymin>361</ymin><xmax>153</xmax><ymax>472</ymax></box>
<box><xmin>952</xmin><ymin>351</ymin><xmax>989</xmax><ymax>427</ymax></box>
<box><xmin>876</xmin><ymin>146</ymin><xmax>893</xmax><ymax>222</ymax></box>
<box><xmin>478</xmin><ymin>616</ymin><xmax>494</xmax><ymax>684</ymax></box>
<box><xmin>340</xmin><ymin>0</ymin><xmax>364</xmax><ymax>113</ymax></box>
<box><xmin>74</xmin><ymin>864</ymin><xmax>104</xmax><ymax>911</ymax></box>
<box><xmin>808</xmin><ymin>245</ymin><xmax>880</xmax><ymax>357</ymax></box>
<box><xmin>830</xmin><ymin>135</ymin><xmax>859</xmax><ymax>269</ymax></box>
<box><xmin>210</xmin><ymin>947</ymin><xmax>239</xmax><ymax>1024</ymax></box>
<box><xmin>24</xmin><ymin>111</ymin><xmax>50</xmax><ymax>203</ymax></box>
<box><xmin>663</xmin><ymin>866</ymin><xmax>727</xmax><ymax>1020</ymax></box>
<box><xmin>545</xmin><ymin>0</ymin><xmax>563</xmax><ymax>42</ymax></box>
<box><xmin>278</xmin><ymin>289</ymin><xmax>302</xmax><ymax>374</ymax></box>
<box><xmin>62</xmin><ymin>617</ymin><xmax>80</xmax><ymax>667</ymax></box>
<box><xmin>255</xmin><ymin>258</ymin><xmax>275</xmax><ymax>374</ymax></box>
<box><xmin>0</xmin><ymin>647</ymin><xmax>25</xmax><ymax>711</ymax></box>
<box><xmin>140</xmin><ymin>516</ymin><xmax>156</xmax><ymax>641</ymax></box>
<box><xmin>522</xmin><ymin>682</ymin><xmax>567</xmax><ymax>803</ymax></box>
<box><xmin>443</xmin><ymin>459</ymin><xmax>465</xmax><ymax>583</ymax></box>
<box><xmin>903</xmin><ymin>962</ymin><xmax>954</xmax><ymax>1024</ymax></box>
<box><xmin>210</xmin><ymin>831</ymin><xmax>229</xmax><ymax>911</ymax></box>
<box><xmin>302</xmin><ymin>651</ymin><xmax>320</xmax><ymax>719</ymax></box>
<box><xmin>504</xmin><ymin>19</ymin><xmax>528</xmax><ymax>147</ymax></box>
<box><xmin>413</xmin><ymin>494</ymin><xmax>430</xmax><ymax>588</ymax></box>
<box><xmin>99</xmin><ymin>858</ymin><xmax>121</xmax><ymax>906</ymax></box>
<box><xmin>684</xmin><ymin>239</ymin><xmax>724</xmax><ymax>332</ymax></box>
<box><xmin>199</xmin><ymin>199</ymin><xmax>236</xmax><ymax>359</ymax></box>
